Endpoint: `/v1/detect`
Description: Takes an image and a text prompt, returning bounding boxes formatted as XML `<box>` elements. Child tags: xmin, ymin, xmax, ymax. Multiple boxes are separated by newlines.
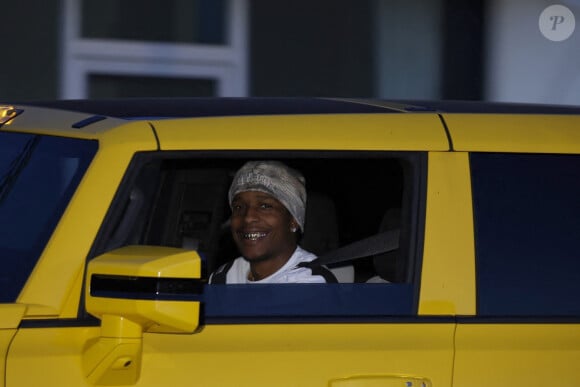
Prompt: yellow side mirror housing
<box><xmin>84</xmin><ymin>245</ymin><xmax>203</xmax><ymax>385</ymax></box>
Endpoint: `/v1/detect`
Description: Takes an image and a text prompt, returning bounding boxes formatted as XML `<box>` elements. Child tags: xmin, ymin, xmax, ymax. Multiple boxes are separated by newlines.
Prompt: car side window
<box><xmin>93</xmin><ymin>152</ymin><xmax>426</xmax><ymax>319</ymax></box>
<box><xmin>471</xmin><ymin>153</ymin><xmax>580</xmax><ymax>316</ymax></box>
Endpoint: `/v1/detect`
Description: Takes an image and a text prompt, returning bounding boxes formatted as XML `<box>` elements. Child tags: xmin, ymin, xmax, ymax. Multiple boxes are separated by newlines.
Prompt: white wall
<box><xmin>486</xmin><ymin>0</ymin><xmax>580</xmax><ymax>104</ymax></box>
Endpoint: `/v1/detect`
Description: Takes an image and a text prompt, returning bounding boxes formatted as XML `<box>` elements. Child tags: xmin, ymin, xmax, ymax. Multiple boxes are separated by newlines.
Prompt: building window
<box><xmin>61</xmin><ymin>0</ymin><xmax>247</xmax><ymax>98</ymax></box>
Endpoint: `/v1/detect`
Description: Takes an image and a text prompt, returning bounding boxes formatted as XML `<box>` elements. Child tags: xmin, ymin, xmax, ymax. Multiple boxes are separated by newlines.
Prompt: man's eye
<box><xmin>260</xmin><ymin>203</ymin><xmax>273</xmax><ymax>209</ymax></box>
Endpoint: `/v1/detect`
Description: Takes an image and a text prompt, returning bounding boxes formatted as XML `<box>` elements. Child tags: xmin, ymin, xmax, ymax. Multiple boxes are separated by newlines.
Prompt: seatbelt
<box><xmin>304</xmin><ymin>229</ymin><xmax>400</xmax><ymax>268</ymax></box>
<box><xmin>209</xmin><ymin>260</ymin><xmax>234</xmax><ymax>284</ymax></box>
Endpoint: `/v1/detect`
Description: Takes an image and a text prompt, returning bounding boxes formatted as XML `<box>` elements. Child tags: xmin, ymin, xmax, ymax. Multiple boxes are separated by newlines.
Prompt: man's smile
<box><xmin>238</xmin><ymin>231</ymin><xmax>269</xmax><ymax>241</ymax></box>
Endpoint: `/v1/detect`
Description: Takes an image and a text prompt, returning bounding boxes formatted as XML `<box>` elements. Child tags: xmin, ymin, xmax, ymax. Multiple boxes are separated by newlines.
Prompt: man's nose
<box><xmin>243</xmin><ymin>205</ymin><xmax>259</xmax><ymax>222</ymax></box>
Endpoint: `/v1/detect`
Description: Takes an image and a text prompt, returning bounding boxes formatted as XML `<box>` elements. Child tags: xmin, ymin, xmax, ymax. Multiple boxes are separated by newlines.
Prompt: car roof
<box><xmin>13</xmin><ymin>97</ymin><xmax>580</xmax><ymax>119</ymax></box>
<box><xmin>14</xmin><ymin>98</ymin><xmax>398</xmax><ymax>119</ymax></box>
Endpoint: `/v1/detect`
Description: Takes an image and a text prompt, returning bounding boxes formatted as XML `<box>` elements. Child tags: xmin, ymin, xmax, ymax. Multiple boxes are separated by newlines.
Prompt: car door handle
<box><xmin>330</xmin><ymin>375</ymin><xmax>432</xmax><ymax>387</ymax></box>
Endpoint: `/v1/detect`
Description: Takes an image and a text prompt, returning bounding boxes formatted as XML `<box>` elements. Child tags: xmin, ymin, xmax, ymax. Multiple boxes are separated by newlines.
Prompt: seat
<box><xmin>301</xmin><ymin>191</ymin><xmax>354</xmax><ymax>283</ymax></box>
<box><xmin>367</xmin><ymin>208</ymin><xmax>401</xmax><ymax>283</ymax></box>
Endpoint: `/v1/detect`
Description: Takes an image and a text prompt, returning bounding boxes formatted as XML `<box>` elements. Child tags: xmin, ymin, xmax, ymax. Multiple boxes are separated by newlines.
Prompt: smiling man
<box><xmin>209</xmin><ymin>161</ymin><xmax>337</xmax><ymax>284</ymax></box>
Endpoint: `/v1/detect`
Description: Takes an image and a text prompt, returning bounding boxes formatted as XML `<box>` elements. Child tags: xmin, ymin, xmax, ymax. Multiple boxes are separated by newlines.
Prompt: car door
<box><xmin>133</xmin><ymin>112</ymin><xmax>465</xmax><ymax>387</ymax></box>
<box><xmin>446</xmin><ymin>114</ymin><xmax>580</xmax><ymax>386</ymax></box>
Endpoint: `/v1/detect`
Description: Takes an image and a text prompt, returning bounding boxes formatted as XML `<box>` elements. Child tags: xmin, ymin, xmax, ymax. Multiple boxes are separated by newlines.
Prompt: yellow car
<box><xmin>0</xmin><ymin>99</ymin><xmax>579</xmax><ymax>386</ymax></box>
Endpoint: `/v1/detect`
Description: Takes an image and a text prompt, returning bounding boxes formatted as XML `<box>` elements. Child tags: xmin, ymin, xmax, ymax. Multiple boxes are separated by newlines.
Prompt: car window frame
<box><xmin>82</xmin><ymin>150</ymin><xmax>428</xmax><ymax>321</ymax></box>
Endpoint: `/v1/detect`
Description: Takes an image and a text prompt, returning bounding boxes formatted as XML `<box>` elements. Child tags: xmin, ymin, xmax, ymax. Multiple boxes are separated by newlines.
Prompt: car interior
<box><xmin>93</xmin><ymin>152</ymin><xmax>424</xmax><ymax>285</ymax></box>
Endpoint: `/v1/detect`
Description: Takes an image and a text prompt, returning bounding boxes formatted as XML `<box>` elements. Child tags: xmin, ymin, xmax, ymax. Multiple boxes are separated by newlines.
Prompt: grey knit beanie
<box><xmin>228</xmin><ymin>161</ymin><xmax>307</xmax><ymax>230</ymax></box>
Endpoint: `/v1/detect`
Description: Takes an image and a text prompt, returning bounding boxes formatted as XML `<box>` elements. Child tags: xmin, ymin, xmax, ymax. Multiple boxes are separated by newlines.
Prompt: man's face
<box><xmin>230</xmin><ymin>191</ymin><xmax>297</xmax><ymax>263</ymax></box>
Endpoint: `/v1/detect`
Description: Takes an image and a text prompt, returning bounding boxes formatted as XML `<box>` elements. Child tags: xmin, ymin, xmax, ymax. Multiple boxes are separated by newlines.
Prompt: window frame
<box><xmin>60</xmin><ymin>0</ymin><xmax>248</xmax><ymax>98</ymax></box>
<box><xmin>84</xmin><ymin>150</ymin><xmax>428</xmax><ymax>321</ymax></box>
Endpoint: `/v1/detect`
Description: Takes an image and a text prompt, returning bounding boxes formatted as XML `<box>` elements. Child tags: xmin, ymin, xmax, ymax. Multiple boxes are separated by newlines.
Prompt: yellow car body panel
<box><xmin>0</xmin><ymin>330</ymin><xmax>17</xmax><ymax>387</ymax></box>
<box><xmin>139</xmin><ymin>324</ymin><xmax>454</xmax><ymax>386</ymax></box>
<box><xmin>15</xmin><ymin>119</ymin><xmax>158</xmax><ymax>317</ymax></box>
<box><xmin>0</xmin><ymin>305</ymin><xmax>26</xmax><ymax>387</ymax></box>
<box><xmin>454</xmin><ymin>324</ymin><xmax>580</xmax><ymax>387</ymax></box>
<box><xmin>0</xmin><ymin>305</ymin><xmax>26</xmax><ymax>329</ymax></box>
<box><xmin>152</xmin><ymin>113</ymin><xmax>450</xmax><ymax>151</ymax></box>
<box><xmin>443</xmin><ymin>113</ymin><xmax>580</xmax><ymax>153</ymax></box>
<box><xmin>6</xmin><ymin>326</ymin><xmax>100</xmax><ymax>386</ymax></box>
<box><xmin>419</xmin><ymin>152</ymin><xmax>476</xmax><ymax>315</ymax></box>
<box><xmin>7</xmin><ymin>324</ymin><xmax>455</xmax><ymax>386</ymax></box>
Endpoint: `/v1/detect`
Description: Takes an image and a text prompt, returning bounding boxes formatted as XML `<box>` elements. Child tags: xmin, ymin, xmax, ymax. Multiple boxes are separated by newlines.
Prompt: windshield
<box><xmin>0</xmin><ymin>132</ymin><xmax>97</xmax><ymax>302</ymax></box>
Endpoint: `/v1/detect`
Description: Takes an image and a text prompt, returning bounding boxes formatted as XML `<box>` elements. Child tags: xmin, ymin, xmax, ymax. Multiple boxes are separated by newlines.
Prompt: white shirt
<box><xmin>210</xmin><ymin>246</ymin><xmax>334</xmax><ymax>284</ymax></box>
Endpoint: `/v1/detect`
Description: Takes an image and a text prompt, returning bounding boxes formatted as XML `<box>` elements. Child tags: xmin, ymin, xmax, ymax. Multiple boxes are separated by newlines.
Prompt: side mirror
<box><xmin>83</xmin><ymin>245</ymin><xmax>203</xmax><ymax>385</ymax></box>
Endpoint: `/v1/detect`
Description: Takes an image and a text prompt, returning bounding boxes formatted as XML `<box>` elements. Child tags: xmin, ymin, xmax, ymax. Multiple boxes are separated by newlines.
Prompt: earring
<box><xmin>290</xmin><ymin>226</ymin><xmax>297</xmax><ymax>233</ymax></box>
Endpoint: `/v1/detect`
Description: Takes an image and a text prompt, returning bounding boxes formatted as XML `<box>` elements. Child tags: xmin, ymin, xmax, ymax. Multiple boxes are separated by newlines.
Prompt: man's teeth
<box><xmin>243</xmin><ymin>232</ymin><xmax>267</xmax><ymax>240</ymax></box>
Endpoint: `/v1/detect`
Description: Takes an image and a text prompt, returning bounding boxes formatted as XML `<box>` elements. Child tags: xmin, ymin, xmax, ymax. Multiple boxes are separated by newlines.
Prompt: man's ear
<box><xmin>289</xmin><ymin>218</ymin><xmax>299</xmax><ymax>233</ymax></box>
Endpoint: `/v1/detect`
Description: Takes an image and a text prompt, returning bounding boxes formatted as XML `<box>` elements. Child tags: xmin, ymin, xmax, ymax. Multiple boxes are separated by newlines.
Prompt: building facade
<box><xmin>1</xmin><ymin>0</ymin><xmax>577</xmax><ymax>105</ymax></box>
